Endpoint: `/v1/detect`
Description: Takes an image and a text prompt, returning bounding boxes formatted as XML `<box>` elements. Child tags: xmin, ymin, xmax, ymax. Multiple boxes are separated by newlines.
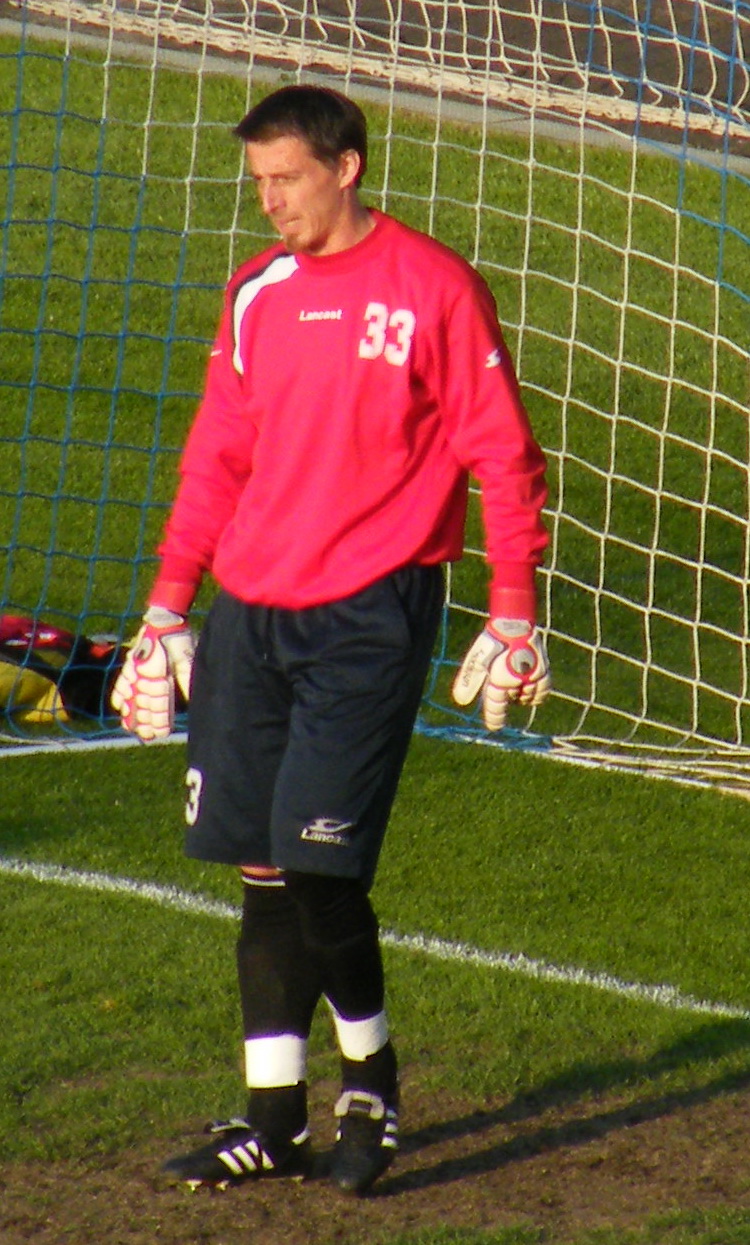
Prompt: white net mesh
<box><xmin>32</xmin><ymin>0</ymin><xmax>749</xmax><ymax>137</ymax></box>
<box><xmin>2</xmin><ymin>0</ymin><xmax>750</xmax><ymax>787</ymax></box>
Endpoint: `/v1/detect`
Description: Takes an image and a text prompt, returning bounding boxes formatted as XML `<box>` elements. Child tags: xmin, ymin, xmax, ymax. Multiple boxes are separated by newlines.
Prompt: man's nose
<box><xmin>260</xmin><ymin>182</ymin><xmax>282</xmax><ymax>214</ymax></box>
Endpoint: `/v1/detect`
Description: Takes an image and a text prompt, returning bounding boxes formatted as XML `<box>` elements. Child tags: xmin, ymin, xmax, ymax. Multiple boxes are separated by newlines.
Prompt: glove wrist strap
<box><xmin>144</xmin><ymin>605</ymin><xmax>186</xmax><ymax>629</ymax></box>
<box><xmin>489</xmin><ymin>618</ymin><xmax>532</xmax><ymax>640</ymax></box>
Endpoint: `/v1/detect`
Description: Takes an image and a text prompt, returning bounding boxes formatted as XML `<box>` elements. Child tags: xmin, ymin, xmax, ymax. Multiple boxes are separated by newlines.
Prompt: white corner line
<box><xmin>2</xmin><ymin>856</ymin><xmax>748</xmax><ymax>1022</ymax></box>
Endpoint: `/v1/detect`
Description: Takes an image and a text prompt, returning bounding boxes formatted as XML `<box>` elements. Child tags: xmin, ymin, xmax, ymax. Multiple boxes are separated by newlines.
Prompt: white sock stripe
<box><xmin>328</xmin><ymin>1006</ymin><xmax>389</xmax><ymax>1061</ymax></box>
<box><xmin>244</xmin><ymin>1034</ymin><xmax>307</xmax><ymax>1088</ymax></box>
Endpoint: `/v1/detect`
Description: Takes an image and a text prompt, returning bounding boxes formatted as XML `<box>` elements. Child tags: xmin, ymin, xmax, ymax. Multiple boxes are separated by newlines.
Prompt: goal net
<box><xmin>2</xmin><ymin>0</ymin><xmax>749</xmax><ymax>789</ymax></box>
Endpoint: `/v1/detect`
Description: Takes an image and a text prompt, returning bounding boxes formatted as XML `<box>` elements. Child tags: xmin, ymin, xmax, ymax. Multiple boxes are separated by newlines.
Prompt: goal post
<box><xmin>1</xmin><ymin>0</ymin><xmax>749</xmax><ymax>787</ymax></box>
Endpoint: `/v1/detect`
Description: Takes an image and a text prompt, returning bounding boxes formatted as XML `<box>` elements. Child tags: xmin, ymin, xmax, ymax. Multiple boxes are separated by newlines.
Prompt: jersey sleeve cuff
<box><xmin>148</xmin><ymin>576</ymin><xmax>200</xmax><ymax>617</ymax></box>
<box><xmin>489</xmin><ymin>565</ymin><xmax>538</xmax><ymax>625</ymax></box>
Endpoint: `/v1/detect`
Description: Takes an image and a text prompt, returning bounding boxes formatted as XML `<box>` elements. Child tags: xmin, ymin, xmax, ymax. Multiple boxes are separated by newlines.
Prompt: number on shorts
<box><xmin>185</xmin><ymin>766</ymin><xmax>204</xmax><ymax>826</ymax></box>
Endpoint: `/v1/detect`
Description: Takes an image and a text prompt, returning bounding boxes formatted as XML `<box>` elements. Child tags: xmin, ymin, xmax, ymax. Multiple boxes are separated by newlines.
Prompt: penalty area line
<box><xmin>2</xmin><ymin>855</ymin><xmax>749</xmax><ymax>1022</ymax></box>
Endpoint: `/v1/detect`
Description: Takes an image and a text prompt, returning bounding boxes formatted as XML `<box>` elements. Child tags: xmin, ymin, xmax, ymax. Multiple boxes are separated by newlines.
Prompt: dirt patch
<box><xmin>3</xmin><ymin>1075</ymin><xmax>750</xmax><ymax>1244</ymax></box>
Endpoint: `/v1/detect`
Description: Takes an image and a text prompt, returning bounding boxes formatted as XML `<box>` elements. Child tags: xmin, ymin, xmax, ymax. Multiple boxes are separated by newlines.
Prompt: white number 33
<box><xmin>358</xmin><ymin>302</ymin><xmax>416</xmax><ymax>367</ymax></box>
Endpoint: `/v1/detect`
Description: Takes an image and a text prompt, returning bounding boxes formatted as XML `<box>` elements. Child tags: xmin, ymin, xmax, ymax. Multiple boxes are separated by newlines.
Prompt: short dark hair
<box><xmin>234</xmin><ymin>85</ymin><xmax>368</xmax><ymax>184</ymax></box>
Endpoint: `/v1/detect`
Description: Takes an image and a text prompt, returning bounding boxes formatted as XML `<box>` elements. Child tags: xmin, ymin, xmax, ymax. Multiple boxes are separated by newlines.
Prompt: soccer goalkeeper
<box><xmin>112</xmin><ymin>84</ymin><xmax>550</xmax><ymax>1197</ymax></box>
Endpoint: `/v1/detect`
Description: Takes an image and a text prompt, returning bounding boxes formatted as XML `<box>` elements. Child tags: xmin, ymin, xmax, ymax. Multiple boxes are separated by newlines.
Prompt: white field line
<box><xmin>2</xmin><ymin>855</ymin><xmax>748</xmax><ymax>1022</ymax></box>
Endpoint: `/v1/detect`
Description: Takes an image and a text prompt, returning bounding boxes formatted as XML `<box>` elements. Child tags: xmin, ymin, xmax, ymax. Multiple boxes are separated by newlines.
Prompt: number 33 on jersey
<box><xmin>358</xmin><ymin>302</ymin><xmax>416</xmax><ymax>367</ymax></box>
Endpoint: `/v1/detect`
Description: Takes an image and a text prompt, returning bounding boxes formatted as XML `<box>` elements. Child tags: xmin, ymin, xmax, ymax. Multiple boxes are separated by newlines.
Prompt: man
<box><xmin>112</xmin><ymin>84</ymin><xmax>550</xmax><ymax>1197</ymax></box>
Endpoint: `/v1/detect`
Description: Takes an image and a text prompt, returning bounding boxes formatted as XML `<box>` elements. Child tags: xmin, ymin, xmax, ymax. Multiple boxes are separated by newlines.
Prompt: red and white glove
<box><xmin>452</xmin><ymin>618</ymin><xmax>551</xmax><ymax>732</ymax></box>
<box><xmin>110</xmin><ymin>606</ymin><xmax>195</xmax><ymax>741</ymax></box>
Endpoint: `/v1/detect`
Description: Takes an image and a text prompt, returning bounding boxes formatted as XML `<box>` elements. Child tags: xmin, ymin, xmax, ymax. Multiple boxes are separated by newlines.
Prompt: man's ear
<box><xmin>338</xmin><ymin>148</ymin><xmax>363</xmax><ymax>189</ymax></box>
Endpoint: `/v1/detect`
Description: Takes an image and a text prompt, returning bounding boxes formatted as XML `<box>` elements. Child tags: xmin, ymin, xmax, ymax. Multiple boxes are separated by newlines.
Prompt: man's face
<box><xmin>246</xmin><ymin>133</ymin><xmax>359</xmax><ymax>256</ymax></box>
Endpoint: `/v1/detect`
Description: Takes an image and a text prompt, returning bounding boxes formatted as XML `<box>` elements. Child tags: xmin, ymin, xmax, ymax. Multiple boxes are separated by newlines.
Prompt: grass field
<box><xmin>3</xmin><ymin>21</ymin><xmax>750</xmax><ymax>1244</ymax></box>
<box><xmin>4</xmin><ymin>735</ymin><xmax>750</xmax><ymax>1242</ymax></box>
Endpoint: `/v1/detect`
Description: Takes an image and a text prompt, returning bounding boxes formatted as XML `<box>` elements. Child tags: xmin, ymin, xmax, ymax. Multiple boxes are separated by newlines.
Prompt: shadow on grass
<box><xmin>376</xmin><ymin>1017</ymin><xmax>750</xmax><ymax>1195</ymax></box>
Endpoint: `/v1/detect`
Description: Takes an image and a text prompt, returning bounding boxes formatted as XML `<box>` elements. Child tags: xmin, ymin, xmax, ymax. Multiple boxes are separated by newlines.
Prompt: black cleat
<box><xmin>161</xmin><ymin>1118</ymin><xmax>312</xmax><ymax>1190</ymax></box>
<box><xmin>329</xmin><ymin>1090</ymin><xmax>398</xmax><ymax>1195</ymax></box>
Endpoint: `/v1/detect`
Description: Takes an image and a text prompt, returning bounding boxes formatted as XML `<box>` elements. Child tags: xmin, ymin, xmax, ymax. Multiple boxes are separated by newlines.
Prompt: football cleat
<box><xmin>329</xmin><ymin>1090</ymin><xmax>399</xmax><ymax>1195</ymax></box>
<box><xmin>161</xmin><ymin>1118</ymin><xmax>312</xmax><ymax>1190</ymax></box>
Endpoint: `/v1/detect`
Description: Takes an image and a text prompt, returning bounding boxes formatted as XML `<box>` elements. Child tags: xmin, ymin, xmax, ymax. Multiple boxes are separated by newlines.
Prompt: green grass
<box><xmin>371</xmin><ymin>1220</ymin><xmax>750</xmax><ymax>1245</ymax></box>
<box><xmin>3</xmin><ymin>736</ymin><xmax>750</xmax><ymax>1243</ymax></box>
<box><xmin>2</xmin><ymin>32</ymin><xmax>750</xmax><ymax>749</ymax></box>
<box><xmin>377</xmin><ymin>1215</ymin><xmax>750</xmax><ymax>1245</ymax></box>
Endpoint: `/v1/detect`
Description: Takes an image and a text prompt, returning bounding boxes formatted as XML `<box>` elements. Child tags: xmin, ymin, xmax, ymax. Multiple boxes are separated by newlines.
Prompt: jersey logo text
<box><xmin>299</xmin><ymin>308</ymin><xmax>343</xmax><ymax>321</ymax></box>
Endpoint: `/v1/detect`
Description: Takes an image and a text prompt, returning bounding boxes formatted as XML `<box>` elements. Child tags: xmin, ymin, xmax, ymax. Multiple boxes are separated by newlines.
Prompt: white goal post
<box><xmin>2</xmin><ymin>0</ymin><xmax>750</xmax><ymax>789</ymax></box>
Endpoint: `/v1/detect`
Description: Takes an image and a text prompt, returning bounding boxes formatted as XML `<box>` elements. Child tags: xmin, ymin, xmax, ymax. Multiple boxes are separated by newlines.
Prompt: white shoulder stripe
<box><xmin>232</xmin><ymin>253</ymin><xmax>299</xmax><ymax>375</ymax></box>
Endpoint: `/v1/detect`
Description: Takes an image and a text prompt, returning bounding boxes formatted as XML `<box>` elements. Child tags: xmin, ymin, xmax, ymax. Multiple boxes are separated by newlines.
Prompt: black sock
<box><xmin>284</xmin><ymin>871</ymin><xmax>398</xmax><ymax>1102</ymax></box>
<box><xmin>236</xmin><ymin>878</ymin><xmax>322</xmax><ymax>1142</ymax></box>
<box><xmin>341</xmin><ymin>1039</ymin><xmax>399</xmax><ymax>1101</ymax></box>
<box><xmin>246</xmin><ymin>1084</ymin><xmax>308</xmax><ymax>1144</ymax></box>
<box><xmin>237</xmin><ymin>877</ymin><xmax>322</xmax><ymax>1037</ymax></box>
<box><xmin>284</xmin><ymin>870</ymin><xmax>385</xmax><ymax>1020</ymax></box>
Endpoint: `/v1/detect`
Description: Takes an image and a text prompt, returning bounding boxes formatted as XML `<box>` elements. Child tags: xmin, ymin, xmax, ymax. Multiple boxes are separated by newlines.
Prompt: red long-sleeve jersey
<box><xmin>152</xmin><ymin>210</ymin><xmax>548</xmax><ymax>617</ymax></box>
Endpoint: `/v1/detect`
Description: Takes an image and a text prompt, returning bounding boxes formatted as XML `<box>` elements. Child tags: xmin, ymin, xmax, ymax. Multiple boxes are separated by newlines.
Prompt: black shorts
<box><xmin>184</xmin><ymin>566</ymin><xmax>444</xmax><ymax>886</ymax></box>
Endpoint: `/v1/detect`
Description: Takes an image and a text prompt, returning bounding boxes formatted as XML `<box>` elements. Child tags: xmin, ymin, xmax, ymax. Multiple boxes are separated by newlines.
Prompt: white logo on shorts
<box><xmin>300</xmin><ymin>817</ymin><xmax>354</xmax><ymax>846</ymax></box>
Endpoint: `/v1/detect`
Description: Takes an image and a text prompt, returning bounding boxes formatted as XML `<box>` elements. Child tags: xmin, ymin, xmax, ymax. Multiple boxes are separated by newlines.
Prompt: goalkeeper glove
<box><xmin>110</xmin><ymin>606</ymin><xmax>195</xmax><ymax>741</ymax></box>
<box><xmin>452</xmin><ymin>618</ymin><xmax>551</xmax><ymax>732</ymax></box>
